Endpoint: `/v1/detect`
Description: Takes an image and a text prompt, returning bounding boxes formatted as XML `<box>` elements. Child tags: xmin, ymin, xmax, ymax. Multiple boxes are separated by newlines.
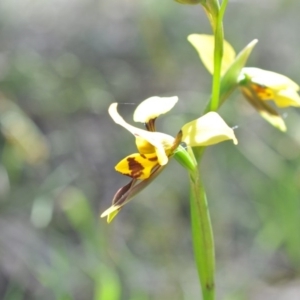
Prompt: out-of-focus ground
<box><xmin>0</xmin><ymin>0</ymin><xmax>299</xmax><ymax>299</ymax></box>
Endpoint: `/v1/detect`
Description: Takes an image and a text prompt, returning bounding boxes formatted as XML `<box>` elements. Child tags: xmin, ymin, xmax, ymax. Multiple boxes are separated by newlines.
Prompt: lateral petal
<box><xmin>274</xmin><ymin>89</ymin><xmax>300</xmax><ymax>107</ymax></box>
<box><xmin>181</xmin><ymin>112</ymin><xmax>238</xmax><ymax>146</ymax></box>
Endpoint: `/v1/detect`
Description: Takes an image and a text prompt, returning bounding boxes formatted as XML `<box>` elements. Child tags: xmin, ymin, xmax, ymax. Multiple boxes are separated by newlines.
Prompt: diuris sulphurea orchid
<box><xmin>187</xmin><ymin>34</ymin><xmax>300</xmax><ymax>131</ymax></box>
<box><xmin>101</xmin><ymin>96</ymin><xmax>237</xmax><ymax>223</ymax></box>
<box><xmin>238</xmin><ymin>67</ymin><xmax>300</xmax><ymax>132</ymax></box>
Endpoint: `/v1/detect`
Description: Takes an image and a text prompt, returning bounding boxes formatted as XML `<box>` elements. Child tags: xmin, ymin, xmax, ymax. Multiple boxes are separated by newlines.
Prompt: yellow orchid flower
<box><xmin>187</xmin><ymin>34</ymin><xmax>300</xmax><ymax>131</ymax></box>
<box><xmin>238</xmin><ymin>67</ymin><xmax>300</xmax><ymax>131</ymax></box>
<box><xmin>101</xmin><ymin>96</ymin><xmax>238</xmax><ymax>223</ymax></box>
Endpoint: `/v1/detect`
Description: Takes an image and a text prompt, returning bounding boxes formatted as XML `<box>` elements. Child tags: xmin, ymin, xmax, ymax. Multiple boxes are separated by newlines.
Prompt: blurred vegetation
<box><xmin>0</xmin><ymin>0</ymin><xmax>299</xmax><ymax>299</ymax></box>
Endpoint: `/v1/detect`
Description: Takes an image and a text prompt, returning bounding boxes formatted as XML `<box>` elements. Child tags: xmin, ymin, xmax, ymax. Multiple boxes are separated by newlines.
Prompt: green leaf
<box><xmin>220</xmin><ymin>39</ymin><xmax>258</xmax><ymax>103</ymax></box>
<box><xmin>188</xmin><ymin>34</ymin><xmax>236</xmax><ymax>76</ymax></box>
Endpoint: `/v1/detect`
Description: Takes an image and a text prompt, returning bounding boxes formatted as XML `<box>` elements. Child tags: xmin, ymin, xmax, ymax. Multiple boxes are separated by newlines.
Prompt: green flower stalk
<box><xmin>189</xmin><ymin>167</ymin><xmax>215</xmax><ymax>300</ymax></box>
<box><xmin>175</xmin><ymin>0</ymin><xmax>220</xmax><ymax>33</ymax></box>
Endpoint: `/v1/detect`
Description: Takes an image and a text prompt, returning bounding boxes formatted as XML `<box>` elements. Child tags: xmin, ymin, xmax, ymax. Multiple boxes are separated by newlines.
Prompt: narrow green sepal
<box><xmin>174</xmin><ymin>145</ymin><xmax>197</xmax><ymax>171</ymax></box>
<box><xmin>219</xmin><ymin>39</ymin><xmax>258</xmax><ymax>104</ymax></box>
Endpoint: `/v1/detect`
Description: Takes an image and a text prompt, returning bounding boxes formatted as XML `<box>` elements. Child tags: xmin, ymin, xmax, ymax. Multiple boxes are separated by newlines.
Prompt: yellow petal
<box><xmin>133</xmin><ymin>96</ymin><xmax>178</xmax><ymax>123</ymax></box>
<box><xmin>274</xmin><ymin>89</ymin><xmax>300</xmax><ymax>107</ymax></box>
<box><xmin>188</xmin><ymin>34</ymin><xmax>236</xmax><ymax>76</ymax></box>
<box><xmin>100</xmin><ymin>205</ymin><xmax>121</xmax><ymax>223</ymax></box>
<box><xmin>135</xmin><ymin>136</ymin><xmax>155</xmax><ymax>153</ymax></box>
<box><xmin>115</xmin><ymin>153</ymin><xmax>158</xmax><ymax>179</ymax></box>
<box><xmin>240</xmin><ymin>70</ymin><xmax>300</xmax><ymax>109</ymax></box>
<box><xmin>181</xmin><ymin>112</ymin><xmax>238</xmax><ymax>146</ymax></box>
<box><xmin>243</xmin><ymin>67</ymin><xmax>299</xmax><ymax>91</ymax></box>
<box><xmin>249</xmin><ymin>83</ymin><xmax>274</xmax><ymax>100</ymax></box>
<box><xmin>109</xmin><ymin>103</ymin><xmax>174</xmax><ymax>165</ymax></box>
<box><xmin>259</xmin><ymin>110</ymin><xmax>286</xmax><ymax>132</ymax></box>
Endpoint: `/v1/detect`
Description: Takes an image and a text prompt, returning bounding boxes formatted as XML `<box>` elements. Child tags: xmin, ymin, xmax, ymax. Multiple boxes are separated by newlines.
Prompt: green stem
<box><xmin>190</xmin><ymin>2</ymin><xmax>231</xmax><ymax>299</ymax></box>
<box><xmin>219</xmin><ymin>0</ymin><xmax>229</xmax><ymax>21</ymax></box>
<box><xmin>210</xmin><ymin>15</ymin><xmax>223</xmax><ymax>111</ymax></box>
<box><xmin>210</xmin><ymin>35</ymin><xmax>222</xmax><ymax>110</ymax></box>
<box><xmin>187</xmin><ymin>2</ymin><xmax>231</xmax><ymax>299</ymax></box>
<box><xmin>209</xmin><ymin>0</ymin><xmax>229</xmax><ymax>112</ymax></box>
<box><xmin>189</xmin><ymin>167</ymin><xmax>215</xmax><ymax>300</ymax></box>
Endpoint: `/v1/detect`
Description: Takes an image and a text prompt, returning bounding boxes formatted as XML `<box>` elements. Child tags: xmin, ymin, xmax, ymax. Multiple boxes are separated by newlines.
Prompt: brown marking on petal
<box><xmin>127</xmin><ymin>157</ymin><xmax>144</xmax><ymax>178</ymax></box>
<box><xmin>145</xmin><ymin>118</ymin><xmax>156</xmax><ymax>132</ymax></box>
<box><xmin>140</xmin><ymin>154</ymin><xmax>146</xmax><ymax>159</ymax></box>
<box><xmin>171</xmin><ymin>130</ymin><xmax>183</xmax><ymax>151</ymax></box>
<box><xmin>147</xmin><ymin>156</ymin><xmax>158</xmax><ymax>162</ymax></box>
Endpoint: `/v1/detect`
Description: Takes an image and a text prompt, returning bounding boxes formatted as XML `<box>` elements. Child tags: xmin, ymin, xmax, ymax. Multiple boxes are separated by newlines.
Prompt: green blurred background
<box><xmin>0</xmin><ymin>0</ymin><xmax>299</xmax><ymax>299</ymax></box>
